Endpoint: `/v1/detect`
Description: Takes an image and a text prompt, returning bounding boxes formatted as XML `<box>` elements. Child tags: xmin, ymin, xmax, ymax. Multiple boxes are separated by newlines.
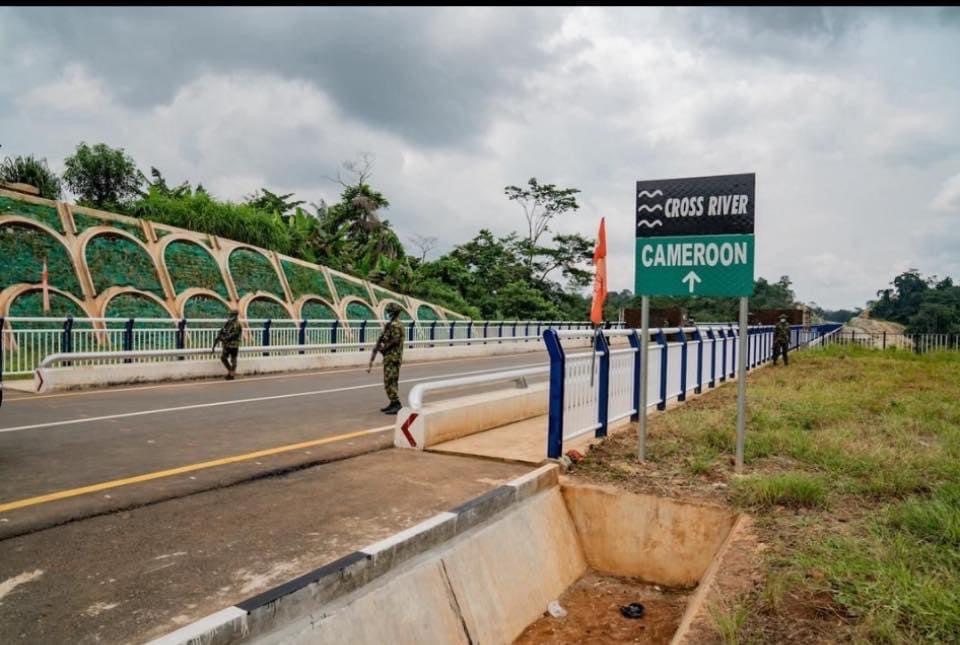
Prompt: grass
<box><xmin>573</xmin><ymin>344</ymin><xmax>960</xmax><ymax>642</ymax></box>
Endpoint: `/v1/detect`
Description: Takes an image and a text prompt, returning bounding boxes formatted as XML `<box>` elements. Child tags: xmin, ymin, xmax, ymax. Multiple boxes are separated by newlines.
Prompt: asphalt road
<box><xmin>0</xmin><ymin>351</ymin><xmax>548</xmax><ymax>538</ymax></box>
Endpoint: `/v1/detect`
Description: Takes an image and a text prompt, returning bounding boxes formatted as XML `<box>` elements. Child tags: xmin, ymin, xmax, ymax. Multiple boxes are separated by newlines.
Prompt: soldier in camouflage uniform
<box><xmin>773</xmin><ymin>314</ymin><xmax>791</xmax><ymax>366</ymax></box>
<box><xmin>214</xmin><ymin>309</ymin><xmax>243</xmax><ymax>380</ymax></box>
<box><xmin>373</xmin><ymin>303</ymin><xmax>406</xmax><ymax>414</ymax></box>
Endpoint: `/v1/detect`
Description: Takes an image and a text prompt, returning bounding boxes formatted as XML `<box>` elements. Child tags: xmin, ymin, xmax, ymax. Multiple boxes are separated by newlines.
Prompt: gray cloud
<box><xmin>4</xmin><ymin>7</ymin><xmax>570</xmax><ymax>148</ymax></box>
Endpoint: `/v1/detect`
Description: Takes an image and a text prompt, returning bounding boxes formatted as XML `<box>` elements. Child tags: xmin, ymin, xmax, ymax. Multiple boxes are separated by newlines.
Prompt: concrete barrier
<box><xmin>393</xmin><ymin>383</ymin><xmax>547</xmax><ymax>449</ymax></box>
<box><xmin>33</xmin><ymin>341</ymin><xmax>546</xmax><ymax>393</ymax></box>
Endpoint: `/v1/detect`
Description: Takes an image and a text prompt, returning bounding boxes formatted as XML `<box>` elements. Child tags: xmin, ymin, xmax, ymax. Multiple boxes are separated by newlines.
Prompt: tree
<box><xmin>409</xmin><ymin>234</ymin><xmax>438</xmax><ymax>262</ymax></box>
<box><xmin>0</xmin><ymin>154</ymin><xmax>62</xmax><ymax>199</ymax></box>
<box><xmin>62</xmin><ymin>142</ymin><xmax>143</xmax><ymax>209</ymax></box>
<box><xmin>141</xmin><ymin>167</ymin><xmax>191</xmax><ymax>199</ymax></box>
<box><xmin>751</xmin><ymin>275</ymin><xmax>797</xmax><ymax>309</ymax></box>
<box><xmin>245</xmin><ymin>188</ymin><xmax>305</xmax><ymax>217</ymax></box>
<box><xmin>504</xmin><ymin>178</ymin><xmax>580</xmax><ymax>269</ymax></box>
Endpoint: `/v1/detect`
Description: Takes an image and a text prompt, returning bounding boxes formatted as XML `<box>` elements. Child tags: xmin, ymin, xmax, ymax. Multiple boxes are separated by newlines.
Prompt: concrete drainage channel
<box><xmin>152</xmin><ymin>465</ymin><xmax>748</xmax><ymax>645</ymax></box>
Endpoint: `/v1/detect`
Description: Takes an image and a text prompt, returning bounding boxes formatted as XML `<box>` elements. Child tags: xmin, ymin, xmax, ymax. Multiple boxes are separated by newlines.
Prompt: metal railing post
<box><xmin>656</xmin><ymin>328</ymin><xmax>668</xmax><ymax>411</ymax></box>
<box><xmin>330</xmin><ymin>320</ymin><xmax>339</xmax><ymax>353</ymax></box>
<box><xmin>466</xmin><ymin>321</ymin><xmax>473</xmax><ymax>341</ymax></box>
<box><xmin>298</xmin><ymin>319</ymin><xmax>307</xmax><ymax>355</ymax></box>
<box><xmin>449</xmin><ymin>320</ymin><xmax>456</xmax><ymax>347</ymax></box>
<box><xmin>628</xmin><ymin>329</ymin><xmax>641</xmax><ymax>421</ymax></box>
<box><xmin>719</xmin><ymin>328</ymin><xmax>727</xmax><ymax>382</ymax></box>
<box><xmin>262</xmin><ymin>319</ymin><xmax>272</xmax><ymax>356</ymax></box>
<box><xmin>729</xmin><ymin>325</ymin><xmax>737</xmax><ymax>377</ymax></box>
<box><xmin>543</xmin><ymin>329</ymin><xmax>565</xmax><ymax>459</ymax></box>
<box><xmin>407</xmin><ymin>321</ymin><xmax>415</xmax><ymax>347</ymax></box>
<box><xmin>483</xmin><ymin>321</ymin><xmax>489</xmax><ymax>344</ymax></box>
<box><xmin>678</xmin><ymin>327</ymin><xmax>688</xmax><ymax>401</ymax></box>
<box><xmin>882</xmin><ymin>331</ymin><xmax>886</xmax><ymax>350</ymax></box>
<box><xmin>430</xmin><ymin>320</ymin><xmax>438</xmax><ymax>348</ymax></box>
<box><xmin>498</xmin><ymin>321</ymin><xmax>504</xmax><ymax>344</ymax></box>
<box><xmin>63</xmin><ymin>316</ymin><xmax>74</xmax><ymax>367</ymax></box>
<box><xmin>707</xmin><ymin>329</ymin><xmax>717</xmax><ymax>388</ymax></box>
<box><xmin>176</xmin><ymin>318</ymin><xmax>186</xmax><ymax>361</ymax></box>
<box><xmin>596</xmin><ymin>331</ymin><xmax>610</xmax><ymax>438</ymax></box>
<box><xmin>692</xmin><ymin>328</ymin><xmax>704</xmax><ymax>394</ymax></box>
<box><xmin>123</xmin><ymin>318</ymin><xmax>135</xmax><ymax>363</ymax></box>
<box><xmin>359</xmin><ymin>320</ymin><xmax>368</xmax><ymax>347</ymax></box>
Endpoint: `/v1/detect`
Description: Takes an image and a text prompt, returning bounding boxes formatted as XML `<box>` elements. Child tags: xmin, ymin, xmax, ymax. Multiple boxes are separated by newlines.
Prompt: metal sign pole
<box><xmin>638</xmin><ymin>295</ymin><xmax>649</xmax><ymax>460</ymax></box>
<box><xmin>735</xmin><ymin>296</ymin><xmax>748</xmax><ymax>471</ymax></box>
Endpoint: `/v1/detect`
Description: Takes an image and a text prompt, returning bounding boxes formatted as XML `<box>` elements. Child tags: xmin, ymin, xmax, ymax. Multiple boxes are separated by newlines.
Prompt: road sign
<box><xmin>635</xmin><ymin>173</ymin><xmax>755</xmax><ymax>297</ymax></box>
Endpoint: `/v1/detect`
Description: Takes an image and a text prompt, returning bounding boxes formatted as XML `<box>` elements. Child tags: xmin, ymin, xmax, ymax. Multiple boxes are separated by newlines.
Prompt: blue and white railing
<box><xmin>0</xmin><ymin>316</ymin><xmax>604</xmax><ymax>377</ymax></box>
<box><xmin>542</xmin><ymin>323</ymin><xmax>843</xmax><ymax>459</ymax></box>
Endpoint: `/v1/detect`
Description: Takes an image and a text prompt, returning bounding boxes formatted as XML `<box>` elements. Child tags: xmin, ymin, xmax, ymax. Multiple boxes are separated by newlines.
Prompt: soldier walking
<box><xmin>773</xmin><ymin>314</ymin><xmax>791</xmax><ymax>366</ymax></box>
<box><xmin>368</xmin><ymin>303</ymin><xmax>405</xmax><ymax>414</ymax></box>
<box><xmin>214</xmin><ymin>309</ymin><xmax>243</xmax><ymax>380</ymax></box>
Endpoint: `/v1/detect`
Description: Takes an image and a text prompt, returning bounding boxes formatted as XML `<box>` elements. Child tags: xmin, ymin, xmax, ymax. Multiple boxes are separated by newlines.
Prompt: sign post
<box><xmin>634</xmin><ymin>174</ymin><xmax>755</xmax><ymax>467</ymax></box>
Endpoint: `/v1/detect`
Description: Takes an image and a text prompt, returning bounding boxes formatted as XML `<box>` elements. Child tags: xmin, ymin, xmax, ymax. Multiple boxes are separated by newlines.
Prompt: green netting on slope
<box><xmin>345</xmin><ymin>301</ymin><xmax>377</xmax><ymax>321</ymax></box>
<box><xmin>103</xmin><ymin>293</ymin><xmax>172</xmax><ymax>321</ymax></box>
<box><xmin>0</xmin><ymin>224</ymin><xmax>82</xmax><ymax>296</ymax></box>
<box><xmin>86</xmin><ymin>234</ymin><xmax>164</xmax><ymax>297</ymax></box>
<box><xmin>282</xmin><ymin>260</ymin><xmax>332</xmax><ymax>301</ymax></box>
<box><xmin>0</xmin><ymin>195</ymin><xmax>63</xmax><ymax>234</ymax></box>
<box><xmin>165</xmin><ymin>240</ymin><xmax>228</xmax><ymax>298</ymax></box>
<box><xmin>331</xmin><ymin>274</ymin><xmax>370</xmax><ymax>303</ymax></box>
<box><xmin>229</xmin><ymin>249</ymin><xmax>284</xmax><ymax>299</ymax></box>
<box><xmin>183</xmin><ymin>294</ymin><xmax>231</xmax><ymax>320</ymax></box>
<box><xmin>372</xmin><ymin>286</ymin><xmax>399</xmax><ymax>304</ymax></box>
<box><xmin>417</xmin><ymin>305</ymin><xmax>441</xmax><ymax>321</ymax></box>
<box><xmin>246</xmin><ymin>298</ymin><xmax>294</xmax><ymax>326</ymax></box>
<box><xmin>301</xmin><ymin>300</ymin><xmax>337</xmax><ymax>321</ymax></box>
<box><xmin>7</xmin><ymin>291</ymin><xmax>87</xmax><ymax>325</ymax></box>
<box><xmin>73</xmin><ymin>211</ymin><xmax>146</xmax><ymax>242</ymax></box>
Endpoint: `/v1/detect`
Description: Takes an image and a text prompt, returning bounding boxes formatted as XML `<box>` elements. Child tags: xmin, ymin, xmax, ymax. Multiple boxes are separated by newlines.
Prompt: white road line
<box><xmin>0</xmin><ymin>364</ymin><xmax>545</xmax><ymax>434</ymax></box>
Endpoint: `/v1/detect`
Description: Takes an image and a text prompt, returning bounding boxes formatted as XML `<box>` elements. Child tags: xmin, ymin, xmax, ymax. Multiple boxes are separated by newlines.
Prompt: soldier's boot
<box><xmin>380</xmin><ymin>403</ymin><xmax>393</xmax><ymax>412</ymax></box>
<box><xmin>226</xmin><ymin>371</ymin><xmax>235</xmax><ymax>380</ymax></box>
<box><xmin>383</xmin><ymin>401</ymin><xmax>402</xmax><ymax>415</ymax></box>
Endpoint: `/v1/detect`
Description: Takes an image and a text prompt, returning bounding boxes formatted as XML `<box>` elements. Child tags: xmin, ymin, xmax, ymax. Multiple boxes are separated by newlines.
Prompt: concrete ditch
<box><xmin>151</xmin><ymin>465</ymin><xmax>750</xmax><ymax>645</ymax></box>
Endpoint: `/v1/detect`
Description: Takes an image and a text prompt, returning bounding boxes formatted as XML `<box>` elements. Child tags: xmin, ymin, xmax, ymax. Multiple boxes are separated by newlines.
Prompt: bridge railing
<box><xmin>815</xmin><ymin>330</ymin><xmax>960</xmax><ymax>353</ymax></box>
<box><xmin>0</xmin><ymin>316</ymin><xmax>603</xmax><ymax>377</ymax></box>
<box><xmin>541</xmin><ymin>323</ymin><xmax>842</xmax><ymax>459</ymax></box>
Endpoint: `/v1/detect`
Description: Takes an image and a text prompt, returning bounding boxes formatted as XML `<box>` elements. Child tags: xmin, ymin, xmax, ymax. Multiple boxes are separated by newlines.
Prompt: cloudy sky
<box><xmin>2</xmin><ymin>7</ymin><xmax>959</xmax><ymax>309</ymax></box>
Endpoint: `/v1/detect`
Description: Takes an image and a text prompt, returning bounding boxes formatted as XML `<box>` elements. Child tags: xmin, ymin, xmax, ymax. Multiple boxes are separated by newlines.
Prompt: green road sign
<box><xmin>635</xmin><ymin>173</ymin><xmax>755</xmax><ymax>297</ymax></box>
<box><xmin>634</xmin><ymin>233</ymin><xmax>754</xmax><ymax>297</ymax></box>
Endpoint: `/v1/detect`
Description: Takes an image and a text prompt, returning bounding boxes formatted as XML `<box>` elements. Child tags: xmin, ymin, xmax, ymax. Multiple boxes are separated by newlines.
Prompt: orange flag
<box><xmin>590</xmin><ymin>217</ymin><xmax>607</xmax><ymax>325</ymax></box>
<box><xmin>41</xmin><ymin>259</ymin><xmax>50</xmax><ymax>314</ymax></box>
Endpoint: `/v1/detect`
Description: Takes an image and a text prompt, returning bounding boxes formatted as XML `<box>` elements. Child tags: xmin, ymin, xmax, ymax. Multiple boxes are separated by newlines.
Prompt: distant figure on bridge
<box><xmin>773</xmin><ymin>314</ymin><xmax>790</xmax><ymax>366</ymax></box>
<box><xmin>369</xmin><ymin>303</ymin><xmax>405</xmax><ymax>415</ymax></box>
<box><xmin>214</xmin><ymin>310</ymin><xmax>243</xmax><ymax>380</ymax></box>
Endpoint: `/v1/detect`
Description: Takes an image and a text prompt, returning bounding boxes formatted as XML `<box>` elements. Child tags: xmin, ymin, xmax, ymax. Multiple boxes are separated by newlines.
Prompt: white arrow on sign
<box><xmin>682</xmin><ymin>271</ymin><xmax>702</xmax><ymax>293</ymax></box>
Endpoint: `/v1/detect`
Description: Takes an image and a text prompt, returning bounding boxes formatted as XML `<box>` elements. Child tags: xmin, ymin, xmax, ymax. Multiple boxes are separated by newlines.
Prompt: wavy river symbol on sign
<box><xmin>637</xmin><ymin>220</ymin><xmax>663</xmax><ymax>229</ymax></box>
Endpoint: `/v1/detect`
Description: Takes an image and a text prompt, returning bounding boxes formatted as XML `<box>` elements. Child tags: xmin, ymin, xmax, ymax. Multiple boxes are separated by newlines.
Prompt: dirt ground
<box><xmin>514</xmin><ymin>572</ymin><xmax>691</xmax><ymax>645</ymax></box>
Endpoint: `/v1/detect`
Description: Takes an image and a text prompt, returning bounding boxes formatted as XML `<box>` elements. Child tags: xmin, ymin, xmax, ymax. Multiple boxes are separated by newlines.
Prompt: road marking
<box><xmin>4</xmin><ymin>351</ymin><xmax>544</xmax><ymax>402</ymax></box>
<box><xmin>0</xmin><ymin>425</ymin><xmax>394</xmax><ymax>514</ymax></box>
<box><xmin>0</xmin><ymin>363</ymin><xmax>546</xmax><ymax>434</ymax></box>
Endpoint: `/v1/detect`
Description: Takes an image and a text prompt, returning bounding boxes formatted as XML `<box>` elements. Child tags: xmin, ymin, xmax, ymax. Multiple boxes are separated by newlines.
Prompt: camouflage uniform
<box><xmin>217</xmin><ymin>315</ymin><xmax>243</xmax><ymax>373</ymax></box>
<box><xmin>773</xmin><ymin>319</ymin><xmax>790</xmax><ymax>366</ymax></box>
<box><xmin>380</xmin><ymin>317</ymin><xmax>405</xmax><ymax>404</ymax></box>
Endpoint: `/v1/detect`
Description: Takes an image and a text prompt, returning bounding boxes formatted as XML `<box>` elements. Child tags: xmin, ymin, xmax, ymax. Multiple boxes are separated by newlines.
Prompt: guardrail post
<box><xmin>729</xmin><ymin>325</ymin><xmax>737</xmax><ymax>377</ymax></box>
<box><xmin>543</xmin><ymin>329</ymin><xmax>565</xmax><ymax>459</ymax></box>
<box><xmin>429</xmin><ymin>320</ymin><xmax>438</xmax><ymax>348</ymax></box>
<box><xmin>677</xmin><ymin>327</ymin><xmax>688</xmax><ymax>401</ymax></box>
<box><xmin>359</xmin><ymin>320</ymin><xmax>368</xmax><ymax>347</ymax></box>
<box><xmin>596</xmin><ymin>331</ymin><xmax>610</xmax><ymax>438</ymax></box>
<box><xmin>707</xmin><ymin>329</ymin><xmax>717</xmax><ymax>388</ymax></box>
<box><xmin>719</xmin><ymin>328</ymin><xmax>727</xmax><ymax>382</ymax></box>
<box><xmin>692</xmin><ymin>328</ymin><xmax>704</xmax><ymax>394</ymax></box>
<box><xmin>466</xmin><ymin>321</ymin><xmax>473</xmax><ymax>341</ymax></box>
<box><xmin>261</xmin><ymin>319</ymin><xmax>272</xmax><ymax>356</ymax></box>
<box><xmin>628</xmin><ymin>330</ymin><xmax>641</xmax><ymax>421</ymax></box>
<box><xmin>525</xmin><ymin>321</ymin><xmax>530</xmax><ymax>342</ymax></box>
<box><xmin>498</xmin><ymin>320</ymin><xmax>504</xmax><ymax>344</ymax></box>
<box><xmin>656</xmin><ymin>328</ymin><xmax>668</xmax><ymax>411</ymax></box>
<box><xmin>176</xmin><ymin>318</ymin><xmax>186</xmax><ymax>361</ymax></box>
<box><xmin>407</xmin><ymin>321</ymin><xmax>415</xmax><ymax>347</ymax></box>
<box><xmin>123</xmin><ymin>318</ymin><xmax>135</xmax><ymax>363</ymax></box>
<box><xmin>298</xmin><ymin>319</ymin><xmax>307</xmax><ymax>355</ymax></box>
<box><xmin>512</xmin><ymin>321</ymin><xmax>518</xmax><ymax>341</ymax></box>
<box><xmin>449</xmin><ymin>320</ymin><xmax>456</xmax><ymax>347</ymax></box>
<box><xmin>62</xmin><ymin>316</ymin><xmax>75</xmax><ymax>367</ymax></box>
<box><xmin>483</xmin><ymin>321</ymin><xmax>489</xmax><ymax>344</ymax></box>
<box><xmin>330</xmin><ymin>320</ymin><xmax>339</xmax><ymax>353</ymax></box>
<box><xmin>882</xmin><ymin>331</ymin><xmax>886</xmax><ymax>350</ymax></box>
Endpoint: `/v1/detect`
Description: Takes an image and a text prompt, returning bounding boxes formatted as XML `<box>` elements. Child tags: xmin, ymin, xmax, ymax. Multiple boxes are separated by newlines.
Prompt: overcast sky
<box><xmin>2</xmin><ymin>7</ymin><xmax>959</xmax><ymax>309</ymax></box>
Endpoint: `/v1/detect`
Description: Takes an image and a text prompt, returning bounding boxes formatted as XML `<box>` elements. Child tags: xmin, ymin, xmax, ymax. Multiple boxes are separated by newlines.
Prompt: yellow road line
<box><xmin>0</xmin><ymin>425</ymin><xmax>393</xmax><ymax>514</ymax></box>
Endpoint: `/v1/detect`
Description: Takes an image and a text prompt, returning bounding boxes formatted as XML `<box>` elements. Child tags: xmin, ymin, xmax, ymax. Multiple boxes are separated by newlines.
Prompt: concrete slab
<box><xmin>429</xmin><ymin>414</ymin><xmax>632</xmax><ymax>464</ymax></box>
<box><xmin>0</xmin><ymin>450</ymin><xmax>530</xmax><ymax>644</ymax></box>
